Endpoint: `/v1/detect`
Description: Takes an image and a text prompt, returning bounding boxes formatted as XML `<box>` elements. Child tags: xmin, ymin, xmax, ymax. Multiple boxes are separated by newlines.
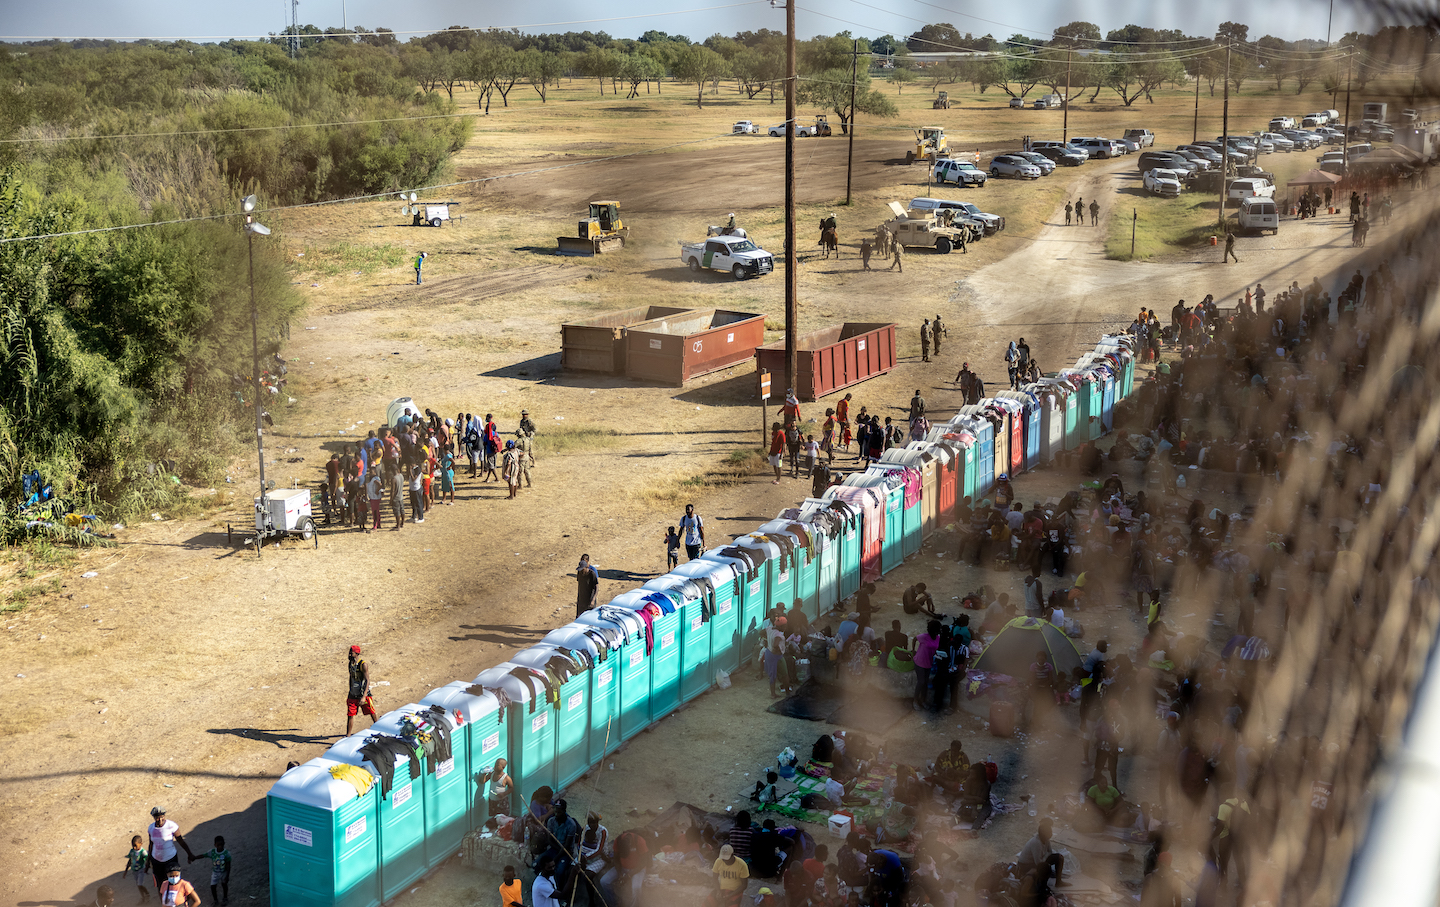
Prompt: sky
<box><xmin>0</xmin><ymin>0</ymin><xmax>1382</xmax><ymax>46</ymax></box>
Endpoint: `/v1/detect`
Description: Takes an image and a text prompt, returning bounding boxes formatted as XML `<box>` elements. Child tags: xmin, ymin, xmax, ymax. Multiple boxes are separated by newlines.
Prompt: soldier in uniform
<box><xmin>933</xmin><ymin>315</ymin><xmax>949</xmax><ymax>355</ymax></box>
<box><xmin>515</xmin><ymin>430</ymin><xmax>534</xmax><ymax>488</ymax></box>
<box><xmin>920</xmin><ymin>319</ymin><xmax>933</xmax><ymax>362</ymax></box>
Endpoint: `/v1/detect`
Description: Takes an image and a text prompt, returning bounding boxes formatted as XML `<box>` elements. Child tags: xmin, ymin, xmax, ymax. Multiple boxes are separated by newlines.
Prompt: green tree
<box><xmin>798</xmin><ymin>68</ymin><xmax>897</xmax><ymax>134</ymax></box>
<box><xmin>732</xmin><ymin>46</ymin><xmax>784</xmax><ymax>100</ymax></box>
<box><xmin>888</xmin><ymin>66</ymin><xmax>916</xmax><ymax>94</ymax></box>
<box><xmin>670</xmin><ymin>45</ymin><xmax>729</xmax><ymax>108</ymax></box>
<box><xmin>906</xmin><ymin>23</ymin><xmax>962</xmax><ymax>52</ymax></box>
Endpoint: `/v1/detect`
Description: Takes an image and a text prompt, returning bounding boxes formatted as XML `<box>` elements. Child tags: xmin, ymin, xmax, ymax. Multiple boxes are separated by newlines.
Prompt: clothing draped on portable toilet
<box><xmin>638</xmin><ymin>574</ymin><xmax>711</xmax><ymax>709</ymax></box>
<box><xmin>781</xmin><ymin>499</ymin><xmax>846</xmax><ymax>615</ymax></box>
<box><xmin>420</xmin><ymin>681</ymin><xmax>507</xmax><ymax>825</ymax></box>
<box><xmin>507</xmin><ymin>645</ymin><xmax>594</xmax><ymax>791</ymax></box>
<box><xmin>838</xmin><ymin>472</ymin><xmax>902</xmax><ymax>574</ymax></box>
<box><xmin>324</xmin><ymin>731</ymin><xmax>428</xmax><ymax>901</ymax></box>
<box><xmin>471</xmin><ymin>662</ymin><xmax>559</xmax><ymax>814</ymax></box>
<box><xmin>952</xmin><ymin>411</ymin><xmax>995</xmax><ymax>498</ymax></box>
<box><xmin>757</xmin><ymin>519</ymin><xmax>819</xmax><ymax>620</ymax></box>
<box><xmin>880</xmin><ymin>447</ymin><xmax>939</xmax><ymax>540</ymax></box>
<box><xmin>541</xmin><ymin>623</ymin><xmax>621</xmax><ymax>764</ymax></box>
<box><xmin>823</xmin><ymin>485</ymin><xmax>883</xmax><ymax>584</ymax></box>
<box><xmin>267</xmin><ymin>757</ymin><xmax>381</xmax><ymax>907</ymax></box>
<box><xmin>577</xmin><ymin>595</ymin><xmax>651</xmax><ymax>744</ymax></box>
<box><xmin>862</xmin><ymin>462</ymin><xmax>922</xmax><ymax>559</ymax></box>
<box><xmin>368</xmin><ymin>704</ymin><xmax>467</xmax><ymax>863</ymax></box>
<box><xmin>699</xmin><ymin>548</ymin><xmax>766</xmax><ymax>667</ymax></box>
<box><xmin>932</xmin><ymin>422</ymin><xmax>978</xmax><ymax>506</ymax></box>
<box><xmin>672</xmin><ymin>557</ymin><xmax>744</xmax><ymax>677</ymax></box>
<box><xmin>1024</xmin><ymin>382</ymin><xmax>1066</xmax><ymax>464</ymax></box>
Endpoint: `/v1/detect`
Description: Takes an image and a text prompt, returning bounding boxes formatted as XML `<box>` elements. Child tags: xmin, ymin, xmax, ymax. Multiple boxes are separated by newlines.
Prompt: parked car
<box><xmin>679</xmin><ymin>235</ymin><xmax>775</xmax><ymax>279</ymax></box>
<box><xmin>1011</xmin><ymin>150</ymin><xmax>1056</xmax><ymax>175</ymax></box>
<box><xmin>1172</xmin><ymin>150</ymin><xmax>1212</xmax><ymax>170</ymax></box>
<box><xmin>932</xmin><ymin>158</ymin><xmax>989</xmax><ymax>187</ymax></box>
<box><xmin>1236</xmin><ymin>196</ymin><xmax>1279</xmax><ymax>234</ymax></box>
<box><xmin>1138</xmin><ymin>151</ymin><xmax>1195</xmax><ymax>173</ymax></box>
<box><xmin>1072</xmin><ymin>137</ymin><xmax>1121</xmax><ymax>159</ymax></box>
<box><xmin>1008</xmin><ymin>97</ymin><xmax>1025</xmax><ymax>108</ymax></box>
<box><xmin>1031</xmin><ymin>140</ymin><xmax>1090</xmax><ymax>160</ymax></box>
<box><xmin>1178</xmin><ymin>144</ymin><xmax>1224</xmax><ymax>164</ymax></box>
<box><xmin>768</xmin><ymin>122</ymin><xmax>815</xmax><ymax>137</ymax></box>
<box><xmin>1219</xmin><ymin>136</ymin><xmax>1258</xmax><ymax>155</ymax></box>
<box><xmin>1282</xmin><ymin>129</ymin><xmax>1322</xmax><ymax>150</ymax></box>
<box><xmin>990</xmin><ymin>154</ymin><xmax>1042</xmax><ymax>179</ymax></box>
<box><xmin>732</xmin><ymin>121</ymin><xmax>760</xmax><ymax>135</ymax></box>
<box><xmin>951</xmin><ymin>201</ymin><xmax>1005</xmax><ymax>234</ymax></box>
<box><xmin>1259</xmin><ymin>132</ymin><xmax>1295</xmax><ymax>152</ymax></box>
<box><xmin>1032</xmin><ymin>145</ymin><xmax>1086</xmax><ymax>166</ymax></box>
<box><xmin>1143</xmin><ymin>169</ymin><xmax>1185</xmax><ymax>197</ymax></box>
<box><xmin>1269</xmin><ymin>116</ymin><xmax>1297</xmax><ymax>131</ymax></box>
<box><xmin>1226</xmin><ymin>177</ymin><xmax>1276</xmax><ymax>200</ymax></box>
<box><xmin>1123</xmin><ymin>128</ymin><xmax>1157</xmax><ymax>148</ymax></box>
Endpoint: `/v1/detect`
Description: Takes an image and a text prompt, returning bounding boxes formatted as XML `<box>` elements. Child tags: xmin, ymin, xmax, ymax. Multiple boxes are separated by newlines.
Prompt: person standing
<box><xmin>836</xmin><ymin>394</ymin><xmax>852</xmax><ymax>451</ymax></box>
<box><xmin>388</xmin><ymin>464</ymin><xmax>406</xmax><ymax>530</ymax></box>
<box><xmin>781</xmin><ymin>390</ymin><xmax>801</xmax><ymax>429</ymax></box>
<box><xmin>146</xmin><ymin>808</ymin><xmax>196</xmax><ymax>894</ymax></box>
<box><xmin>1224</xmin><ymin>231</ymin><xmax>1239</xmax><ymax>263</ymax></box>
<box><xmin>364</xmin><ymin>467</ymin><xmax>383</xmax><ymax>533</ymax></box>
<box><xmin>1073</xmin><ymin>197</ymin><xmax>1083</xmax><ymax>225</ymax></box>
<box><xmin>860</xmin><ymin>239</ymin><xmax>873</xmax><ymax>271</ymax></box>
<box><xmin>679</xmin><ymin>504</ymin><xmax>706</xmax><ymax>559</ymax></box>
<box><xmin>201</xmin><ymin>836</ymin><xmax>232</xmax><ymax>907</ymax></box>
<box><xmin>908</xmin><ymin>389</ymin><xmax>926</xmax><ymax>424</ymax></box>
<box><xmin>502</xmin><ymin>440</ymin><xmax>523</xmax><ymax>500</ymax></box>
<box><xmin>768</xmin><ymin>422</ymin><xmax>785</xmax><ymax>484</ymax></box>
<box><xmin>346</xmin><ymin>645</ymin><xmax>377</xmax><ymax>734</ymax></box>
<box><xmin>83</xmin><ymin>885</ymin><xmax>117</xmax><ymax>907</ymax></box>
<box><xmin>1089</xmin><ymin>200</ymin><xmax>1099</xmax><ymax>226</ymax></box>
<box><xmin>499</xmin><ymin>866</ymin><xmax>524</xmax><ymax>907</ymax></box>
<box><xmin>576</xmin><ymin>555</ymin><xmax>599</xmax><ymax>618</ymax></box>
<box><xmin>1016</xmin><ymin>337</ymin><xmax>1031</xmax><ymax>375</ymax></box>
<box><xmin>514</xmin><ymin>431</ymin><xmax>534</xmax><ymax>488</ymax></box>
<box><xmin>158</xmin><ymin>868</ymin><xmax>201</xmax><ymax>907</ymax></box>
<box><xmin>481</xmin><ymin>414</ymin><xmax>501</xmax><ymax>483</ymax></box>
<box><xmin>1064</xmin><ymin>200</ymin><xmax>1072</xmax><ymax>225</ymax></box>
<box><xmin>932</xmin><ymin>315</ymin><xmax>948</xmax><ymax>355</ymax></box>
<box><xmin>519</xmin><ymin>408</ymin><xmax>537</xmax><ymax>442</ymax></box>
<box><xmin>889</xmin><ymin>239</ymin><xmax>903</xmax><ymax>272</ymax></box>
<box><xmin>413</xmin><ymin>251</ymin><xmax>426</xmax><ymax>285</ymax></box>
<box><xmin>919</xmin><ymin>319</ymin><xmax>932</xmax><ymax>362</ymax></box>
<box><xmin>1254</xmin><ymin>282</ymin><xmax>1266</xmax><ymax>313</ymax></box>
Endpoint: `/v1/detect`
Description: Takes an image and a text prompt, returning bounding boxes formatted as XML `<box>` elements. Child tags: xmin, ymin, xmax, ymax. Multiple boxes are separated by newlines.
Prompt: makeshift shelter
<box><xmin>971</xmin><ymin>617</ymin><xmax>1084</xmax><ymax>678</ymax></box>
<box><xmin>1286</xmin><ymin>168</ymin><xmax>1344</xmax><ymax>188</ymax></box>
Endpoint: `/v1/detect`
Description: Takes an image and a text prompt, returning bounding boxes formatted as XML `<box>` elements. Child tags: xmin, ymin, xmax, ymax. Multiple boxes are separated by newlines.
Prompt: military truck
<box><xmin>880</xmin><ymin>201</ymin><xmax>969</xmax><ymax>254</ymax></box>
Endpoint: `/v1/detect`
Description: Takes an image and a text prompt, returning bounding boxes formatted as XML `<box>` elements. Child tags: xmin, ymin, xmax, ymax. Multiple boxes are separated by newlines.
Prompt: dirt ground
<box><xmin>1</xmin><ymin>80</ymin><xmax>1430</xmax><ymax>907</ymax></box>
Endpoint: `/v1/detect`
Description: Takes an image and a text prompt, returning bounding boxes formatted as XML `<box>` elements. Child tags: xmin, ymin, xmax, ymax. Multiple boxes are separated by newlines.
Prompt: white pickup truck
<box><xmin>679</xmin><ymin>235</ymin><xmax>775</xmax><ymax>280</ymax></box>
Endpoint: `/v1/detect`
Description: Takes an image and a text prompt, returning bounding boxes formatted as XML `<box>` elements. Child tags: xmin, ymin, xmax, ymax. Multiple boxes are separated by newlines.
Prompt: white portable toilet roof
<box><xmin>640</xmin><ymin>574</ymin><xmax>704</xmax><ymax>602</ymax></box>
<box><xmin>671</xmin><ymin>557</ymin><xmax>742</xmax><ymax>587</ymax></box>
<box><xmin>473</xmin><ymin>662</ymin><xmax>544</xmax><ymax>705</ymax></box>
<box><xmin>736</xmin><ymin>533</ymin><xmax>782</xmax><ymax>560</ymax></box>
<box><xmin>268</xmin><ymin>757</ymin><xmax>367</xmax><ymax>810</ymax></box>
<box><xmin>422</xmin><ymin>680</ymin><xmax>503</xmax><ymax>724</ymax></box>
<box><xmin>510</xmin><ymin>643</ymin><xmax>585</xmax><ymax>674</ymax></box>
<box><xmin>327</xmin><ymin>731</ymin><xmax>409</xmax><ymax>772</ymax></box>
<box><xmin>372</xmin><ymin>702</ymin><xmax>460</xmax><ymax>738</ymax></box>
<box><xmin>542</xmin><ymin>623</ymin><xmax>614</xmax><ymax>655</ymax></box>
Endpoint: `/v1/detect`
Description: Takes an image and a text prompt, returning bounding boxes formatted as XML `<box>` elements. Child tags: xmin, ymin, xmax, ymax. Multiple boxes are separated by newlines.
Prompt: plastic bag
<box><xmin>778</xmin><ymin>746</ymin><xmax>798</xmax><ymax>767</ymax></box>
<box><xmin>715</xmin><ymin>668</ymin><xmax>731</xmax><ymax>689</ymax></box>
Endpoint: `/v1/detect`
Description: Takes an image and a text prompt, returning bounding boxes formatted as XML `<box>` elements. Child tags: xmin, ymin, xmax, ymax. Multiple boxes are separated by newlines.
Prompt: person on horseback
<box><xmin>722</xmin><ymin>213</ymin><xmax>738</xmax><ymax>235</ymax></box>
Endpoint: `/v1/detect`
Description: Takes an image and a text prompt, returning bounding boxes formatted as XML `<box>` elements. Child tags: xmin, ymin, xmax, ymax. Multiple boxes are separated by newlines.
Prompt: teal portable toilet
<box><xmin>421</xmin><ymin>681</ymin><xmax>508</xmax><ymax>825</ymax></box>
<box><xmin>1063</xmin><ymin>370</ymin><xmax>1103</xmax><ymax>441</ymax></box>
<box><xmin>699</xmin><ymin>549</ymin><xmax>764</xmax><ymax>666</ymax></box>
<box><xmin>736</xmin><ymin>533</ymin><xmax>792</xmax><ymax>620</ymax></box>
<box><xmin>1039</xmin><ymin>378</ymin><xmax>1081</xmax><ymax>450</ymax></box>
<box><xmin>952</xmin><ymin>414</ymin><xmax>994</xmax><ymax>498</ymax></box>
<box><xmin>879</xmin><ymin>448</ymin><xmax>938</xmax><ymax>542</ymax></box>
<box><xmin>632</xmin><ymin>579</ymin><xmax>696</xmax><ymax>718</ymax></box>
<box><xmin>267</xmin><ymin>758</ymin><xmax>380</xmax><ymax>907</ymax></box>
<box><xmin>842</xmin><ymin>472</ymin><xmax>904</xmax><ymax>575</ymax></box>
<box><xmin>825</xmin><ymin>498</ymin><xmax>863</xmax><ymax>602</ymax></box>
<box><xmin>370</xmin><ymin>705</ymin><xmax>467</xmax><ymax>867</ymax></box>
<box><xmin>867</xmin><ymin>464</ymin><xmax>922</xmax><ymax>558</ymax></box>
<box><xmin>673</xmin><ymin>558</ymin><xmax>743</xmax><ymax>678</ymax></box>
<box><xmin>578</xmin><ymin>594</ymin><xmax>652</xmax><ymax>743</ymax></box>
<box><xmin>542</xmin><ymin>623</ymin><xmax>622</xmax><ymax>764</ymax></box>
<box><xmin>824</xmin><ymin>485</ymin><xmax>884</xmax><ymax>585</ymax></box>
<box><xmin>645</xmin><ymin>573</ymin><xmax>714</xmax><ymax>704</ymax></box>
<box><xmin>757</xmin><ymin>519</ymin><xmax>818</xmax><ymax>620</ymax></box>
<box><xmin>784</xmin><ymin>499</ymin><xmax>849</xmax><ymax>616</ymax></box>
<box><xmin>509</xmin><ymin>646</ymin><xmax>592</xmax><ymax>791</ymax></box>
<box><xmin>473</xmin><ymin>663</ymin><xmax>557</xmax><ymax>812</ymax></box>
<box><xmin>325</xmin><ymin>732</ymin><xmax>428</xmax><ymax>901</ymax></box>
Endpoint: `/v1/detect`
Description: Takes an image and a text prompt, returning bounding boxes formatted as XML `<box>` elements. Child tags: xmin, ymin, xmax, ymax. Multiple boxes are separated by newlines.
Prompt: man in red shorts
<box><xmin>346</xmin><ymin>645</ymin><xmax>377</xmax><ymax>734</ymax></box>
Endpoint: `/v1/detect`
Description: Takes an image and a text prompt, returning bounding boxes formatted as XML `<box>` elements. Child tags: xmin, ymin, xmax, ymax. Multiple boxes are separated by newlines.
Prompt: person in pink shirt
<box><xmin>913</xmin><ymin>620</ymin><xmax>942</xmax><ymax>710</ymax></box>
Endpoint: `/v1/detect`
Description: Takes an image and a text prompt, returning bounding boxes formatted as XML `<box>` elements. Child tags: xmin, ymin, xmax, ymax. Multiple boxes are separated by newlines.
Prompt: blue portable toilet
<box><xmin>325</xmin><ymin>731</ymin><xmax>428</xmax><ymax>901</ymax></box>
<box><xmin>699</xmin><ymin>549</ymin><xmax>766</xmax><ymax>666</ymax></box>
<box><xmin>757</xmin><ymin>519</ymin><xmax>818</xmax><ymax>620</ymax></box>
<box><xmin>472</xmin><ymin>663</ymin><xmax>557</xmax><ymax>813</ymax></box>
<box><xmin>1023</xmin><ymin>383</ymin><xmax>1066</xmax><ymax>465</ymax></box>
<box><xmin>672</xmin><ymin>557</ymin><xmax>743</xmax><ymax>678</ymax></box>
<box><xmin>636</xmin><ymin>576</ymin><xmax>704</xmax><ymax>714</ymax></box>
<box><xmin>267</xmin><ymin>758</ymin><xmax>380</xmax><ymax>907</ymax></box>
<box><xmin>508</xmin><ymin>646</ymin><xmax>593</xmax><ymax>792</ymax></box>
<box><xmin>540</xmin><ymin>624</ymin><xmax>621</xmax><ymax>765</ymax></box>
<box><xmin>998</xmin><ymin>391</ymin><xmax>1041</xmax><ymax>472</ymax></box>
<box><xmin>421</xmin><ymin>681</ymin><xmax>507</xmax><ymax>826</ymax></box>
<box><xmin>370</xmin><ymin>704</ymin><xmax>468</xmax><ymax>867</ymax></box>
<box><xmin>577</xmin><ymin>594</ymin><xmax>652</xmax><ymax>743</ymax></box>
<box><xmin>953</xmin><ymin>415</ymin><xmax>994</xmax><ymax>499</ymax></box>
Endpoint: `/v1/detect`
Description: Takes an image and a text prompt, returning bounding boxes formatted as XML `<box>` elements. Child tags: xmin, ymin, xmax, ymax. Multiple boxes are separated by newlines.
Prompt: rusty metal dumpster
<box><xmin>561</xmin><ymin>305</ymin><xmax>692</xmax><ymax>374</ymax></box>
<box><xmin>624</xmin><ymin>309</ymin><xmax>766</xmax><ymax>385</ymax></box>
<box><xmin>753</xmin><ymin>323</ymin><xmax>897</xmax><ymax>401</ymax></box>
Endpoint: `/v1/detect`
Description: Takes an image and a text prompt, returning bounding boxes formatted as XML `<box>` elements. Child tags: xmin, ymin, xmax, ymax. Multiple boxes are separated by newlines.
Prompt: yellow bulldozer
<box><xmin>906</xmin><ymin>126</ymin><xmax>948</xmax><ymax>163</ymax></box>
<box><xmin>557</xmin><ymin>201</ymin><xmax>628</xmax><ymax>255</ymax></box>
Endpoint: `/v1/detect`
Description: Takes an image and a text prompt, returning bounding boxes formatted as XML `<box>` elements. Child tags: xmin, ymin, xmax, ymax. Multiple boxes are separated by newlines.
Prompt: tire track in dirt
<box><xmin>321</xmin><ymin>264</ymin><xmax>593</xmax><ymax>314</ymax></box>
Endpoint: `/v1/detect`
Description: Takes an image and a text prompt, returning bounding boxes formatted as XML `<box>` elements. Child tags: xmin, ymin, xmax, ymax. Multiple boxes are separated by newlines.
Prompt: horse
<box><xmin>707</xmin><ymin>224</ymin><xmax>747</xmax><ymax>238</ymax></box>
<box><xmin>819</xmin><ymin>226</ymin><xmax>838</xmax><ymax>258</ymax></box>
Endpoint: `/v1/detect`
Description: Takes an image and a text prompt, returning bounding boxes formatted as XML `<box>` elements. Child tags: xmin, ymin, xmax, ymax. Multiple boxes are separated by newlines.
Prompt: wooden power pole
<box><xmin>784</xmin><ymin>0</ymin><xmax>798</xmax><ymax>393</ymax></box>
<box><xmin>845</xmin><ymin>40</ymin><xmax>858</xmax><ymax>205</ymax></box>
<box><xmin>1218</xmin><ymin>42</ymin><xmax>1231</xmax><ymax>232</ymax></box>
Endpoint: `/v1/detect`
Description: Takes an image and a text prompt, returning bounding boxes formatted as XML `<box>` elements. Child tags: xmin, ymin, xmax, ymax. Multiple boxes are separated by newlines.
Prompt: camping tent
<box><xmin>971</xmin><ymin>617</ymin><xmax>1084</xmax><ymax>678</ymax></box>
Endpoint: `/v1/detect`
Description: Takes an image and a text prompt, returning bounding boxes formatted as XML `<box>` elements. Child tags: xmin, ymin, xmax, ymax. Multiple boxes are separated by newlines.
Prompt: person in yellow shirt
<box><xmin>499</xmin><ymin>865</ymin><xmax>523</xmax><ymax>907</ymax></box>
<box><xmin>712</xmin><ymin>844</ymin><xmax>749</xmax><ymax>907</ymax></box>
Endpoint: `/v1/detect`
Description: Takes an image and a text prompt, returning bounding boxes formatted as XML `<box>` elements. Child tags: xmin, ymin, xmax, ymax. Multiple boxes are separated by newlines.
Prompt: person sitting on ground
<box><xmin>929</xmin><ymin>740</ymin><xmax>971</xmax><ymax>795</ymax></box>
<box><xmin>750</xmin><ymin>820</ymin><xmax>784</xmax><ymax>878</ymax></box>
<box><xmin>711</xmin><ymin>844</ymin><xmax>750</xmax><ymax>907</ymax></box>
<box><xmin>1085</xmin><ymin>769</ymin><xmax>1128</xmax><ymax>828</ymax></box>
<box><xmin>836</xmin><ymin>833</ymin><xmax>870</xmax><ymax>889</ymax></box>
<box><xmin>902</xmin><ymin>583</ymin><xmax>939</xmax><ymax>617</ymax></box>
<box><xmin>981</xmin><ymin>593</ymin><xmax>1014</xmax><ymax>634</ymax></box>
<box><xmin>1014</xmin><ymin>819</ymin><xmax>1063</xmax><ymax>886</ymax></box>
<box><xmin>958</xmin><ymin>761</ymin><xmax>993</xmax><ymax>824</ymax></box>
<box><xmin>812</xmin><ymin>734</ymin><xmax>836</xmax><ymax>764</ymax></box>
<box><xmin>881</xmin><ymin>621</ymin><xmax>910</xmax><ymax>659</ymax></box>
<box><xmin>751</xmin><ymin>770</ymin><xmax>780</xmax><ymax>805</ymax></box>
<box><xmin>1018</xmin><ymin>854</ymin><xmax>1065</xmax><ymax>907</ymax></box>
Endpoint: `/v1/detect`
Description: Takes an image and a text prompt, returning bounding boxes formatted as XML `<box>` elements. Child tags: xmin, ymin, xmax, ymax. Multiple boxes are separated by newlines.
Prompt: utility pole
<box><xmin>1062</xmin><ymin>47</ymin><xmax>1072</xmax><ymax>143</ymax></box>
<box><xmin>1192</xmin><ymin>59</ymin><xmax>1201</xmax><ymax>143</ymax></box>
<box><xmin>845</xmin><ymin>40</ymin><xmax>858</xmax><ymax>205</ymax></box>
<box><xmin>782</xmin><ymin>0</ymin><xmax>797</xmax><ymax>393</ymax></box>
<box><xmin>1342</xmin><ymin>48</ymin><xmax>1353</xmax><ymax>177</ymax></box>
<box><xmin>1219</xmin><ymin>42</ymin><xmax>1231</xmax><ymax>233</ymax></box>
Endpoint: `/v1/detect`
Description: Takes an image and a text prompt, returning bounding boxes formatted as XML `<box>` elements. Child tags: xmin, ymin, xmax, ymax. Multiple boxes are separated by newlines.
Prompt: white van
<box><xmin>1237</xmin><ymin>197</ymin><xmax>1279</xmax><ymax>234</ymax></box>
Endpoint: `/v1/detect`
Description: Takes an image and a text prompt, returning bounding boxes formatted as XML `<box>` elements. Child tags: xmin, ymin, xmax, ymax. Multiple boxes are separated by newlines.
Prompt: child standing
<box><xmin>440</xmin><ymin>452</ymin><xmax>456</xmax><ymax>505</ymax></box>
<box><xmin>802</xmin><ymin>435</ymin><xmax>820</xmax><ymax>476</ymax></box>
<box><xmin>499</xmin><ymin>865</ymin><xmax>523</xmax><ymax>907</ymax></box>
<box><xmin>124</xmin><ymin>835</ymin><xmax>151</xmax><ymax>902</ymax></box>
<box><xmin>664</xmin><ymin>526</ymin><xmax>681</xmax><ymax>570</ymax></box>
<box><xmin>202</xmin><ymin>836</ymin><xmax>232</xmax><ymax>906</ymax></box>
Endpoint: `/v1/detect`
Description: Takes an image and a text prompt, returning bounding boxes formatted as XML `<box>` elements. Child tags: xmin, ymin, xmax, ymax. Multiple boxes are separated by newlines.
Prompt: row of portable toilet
<box><xmin>264</xmin><ymin>338</ymin><xmax>1137</xmax><ymax>907</ymax></box>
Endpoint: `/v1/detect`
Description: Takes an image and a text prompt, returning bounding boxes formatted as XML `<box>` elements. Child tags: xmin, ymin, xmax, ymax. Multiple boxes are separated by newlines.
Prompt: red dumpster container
<box><xmin>753</xmin><ymin>323</ymin><xmax>897</xmax><ymax>401</ymax></box>
<box><xmin>624</xmin><ymin>309</ymin><xmax>767</xmax><ymax>385</ymax></box>
<box><xmin>561</xmin><ymin>305</ymin><xmax>693</xmax><ymax>374</ymax></box>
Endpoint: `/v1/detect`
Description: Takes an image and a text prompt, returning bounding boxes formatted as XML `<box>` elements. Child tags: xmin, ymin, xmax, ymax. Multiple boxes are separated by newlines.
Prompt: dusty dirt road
<box><xmin>1</xmin><ymin>123</ymin><xmax>1424</xmax><ymax>907</ymax></box>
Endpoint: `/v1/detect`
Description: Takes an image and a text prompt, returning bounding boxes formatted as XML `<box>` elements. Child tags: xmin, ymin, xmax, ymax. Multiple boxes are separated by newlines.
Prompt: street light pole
<box><xmin>243</xmin><ymin>195</ymin><xmax>272</xmax><ymax>537</ymax></box>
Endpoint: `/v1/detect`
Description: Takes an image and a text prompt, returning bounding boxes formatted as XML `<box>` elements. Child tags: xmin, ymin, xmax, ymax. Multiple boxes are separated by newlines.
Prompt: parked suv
<box><xmin>1259</xmin><ymin>132</ymin><xmax>1295</xmax><ymax>152</ymax></box>
<box><xmin>1138</xmin><ymin>151</ymin><xmax>1195</xmax><ymax>173</ymax></box>
<box><xmin>1032</xmin><ymin>145</ymin><xmax>1086</xmax><ymax>166</ymax></box>
<box><xmin>1011</xmin><ymin>150</ymin><xmax>1056</xmax><ymax>175</ymax></box>
<box><xmin>1123</xmin><ymin>128</ymin><xmax>1156</xmax><ymax>148</ymax></box>
<box><xmin>932</xmin><ymin>158</ymin><xmax>989</xmax><ymax>187</ymax></box>
<box><xmin>1031</xmin><ymin>141</ymin><xmax>1090</xmax><ymax>161</ymax></box>
<box><xmin>1072</xmin><ymin>137</ymin><xmax>1121</xmax><ymax>159</ymax></box>
<box><xmin>989</xmin><ymin>154</ymin><xmax>1042</xmax><ymax>179</ymax></box>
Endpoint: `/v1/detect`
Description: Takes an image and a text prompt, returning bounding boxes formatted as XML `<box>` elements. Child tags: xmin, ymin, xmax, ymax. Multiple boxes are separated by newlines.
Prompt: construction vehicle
<box><xmin>933</xmin><ymin>91</ymin><xmax>951</xmax><ymax>110</ymax></box>
<box><xmin>557</xmin><ymin>200</ymin><xmax>628</xmax><ymax>255</ymax></box>
<box><xmin>906</xmin><ymin>126</ymin><xmax>949</xmax><ymax>163</ymax></box>
<box><xmin>814</xmin><ymin>114</ymin><xmax>833</xmax><ymax>136</ymax></box>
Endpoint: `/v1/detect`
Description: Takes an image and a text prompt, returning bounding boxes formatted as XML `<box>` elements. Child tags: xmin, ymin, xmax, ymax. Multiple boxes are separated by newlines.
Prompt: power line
<box><xmin>0</xmin><ymin>1</ymin><xmax>766</xmax><ymax>43</ymax></box>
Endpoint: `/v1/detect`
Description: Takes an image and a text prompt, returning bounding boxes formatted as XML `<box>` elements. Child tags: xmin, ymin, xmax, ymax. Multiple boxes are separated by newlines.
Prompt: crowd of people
<box><xmin>318</xmin><ymin>408</ymin><xmax>538</xmax><ymax>531</ymax></box>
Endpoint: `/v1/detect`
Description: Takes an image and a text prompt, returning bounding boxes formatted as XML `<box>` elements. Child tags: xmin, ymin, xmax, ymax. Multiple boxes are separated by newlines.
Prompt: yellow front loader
<box><xmin>557</xmin><ymin>201</ymin><xmax>628</xmax><ymax>255</ymax></box>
